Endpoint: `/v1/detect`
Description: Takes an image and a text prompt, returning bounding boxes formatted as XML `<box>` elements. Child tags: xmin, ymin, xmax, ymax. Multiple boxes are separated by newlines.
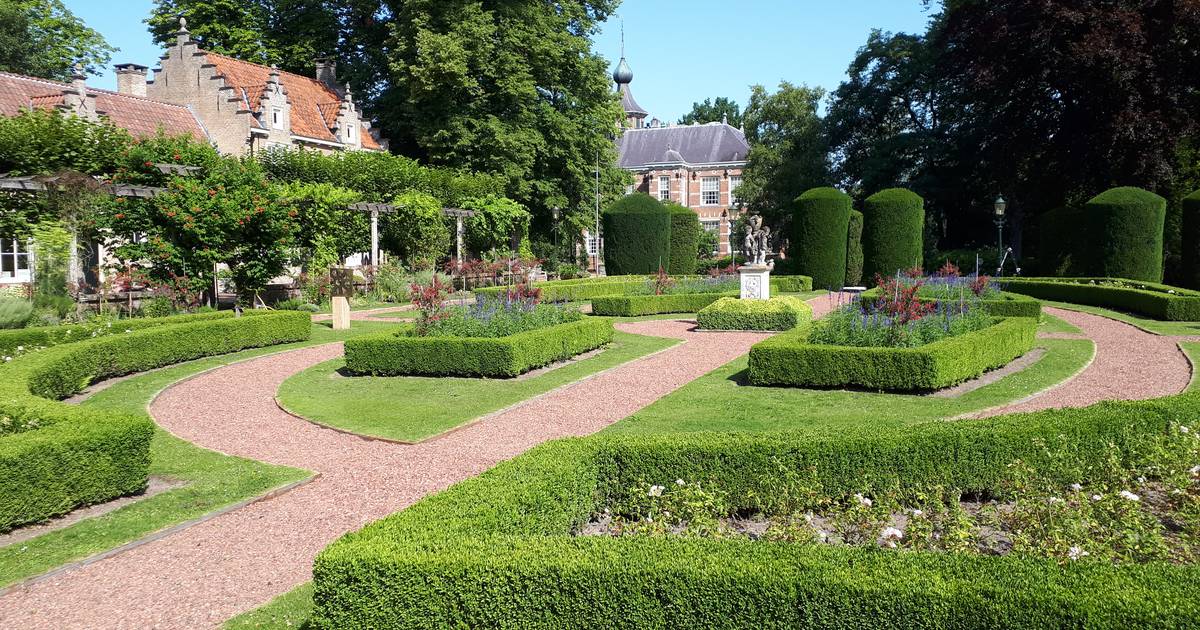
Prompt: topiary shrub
<box><xmin>602</xmin><ymin>194</ymin><xmax>671</xmax><ymax>275</ymax></box>
<box><xmin>862</xmin><ymin>188</ymin><xmax>924</xmax><ymax>280</ymax></box>
<box><xmin>1037</xmin><ymin>206</ymin><xmax>1086</xmax><ymax>276</ymax></box>
<box><xmin>1085</xmin><ymin>187</ymin><xmax>1167</xmax><ymax>282</ymax></box>
<box><xmin>0</xmin><ymin>298</ymin><xmax>33</xmax><ymax>329</ymax></box>
<box><xmin>845</xmin><ymin>209</ymin><xmax>864</xmax><ymax>286</ymax></box>
<box><xmin>791</xmin><ymin>187</ymin><xmax>852</xmax><ymax>289</ymax></box>
<box><xmin>1181</xmin><ymin>190</ymin><xmax>1200</xmax><ymax>289</ymax></box>
<box><xmin>664</xmin><ymin>202</ymin><xmax>700</xmax><ymax>275</ymax></box>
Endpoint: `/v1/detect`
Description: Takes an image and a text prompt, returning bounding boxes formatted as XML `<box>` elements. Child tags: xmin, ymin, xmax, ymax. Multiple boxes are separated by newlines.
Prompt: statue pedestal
<box><xmin>739</xmin><ymin>264</ymin><xmax>772</xmax><ymax>300</ymax></box>
<box><xmin>331</xmin><ymin>296</ymin><xmax>351</xmax><ymax>330</ymax></box>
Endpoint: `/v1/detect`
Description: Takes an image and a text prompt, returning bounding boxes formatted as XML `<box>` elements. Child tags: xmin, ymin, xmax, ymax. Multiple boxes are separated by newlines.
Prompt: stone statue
<box><xmin>743</xmin><ymin>214</ymin><xmax>771</xmax><ymax>265</ymax></box>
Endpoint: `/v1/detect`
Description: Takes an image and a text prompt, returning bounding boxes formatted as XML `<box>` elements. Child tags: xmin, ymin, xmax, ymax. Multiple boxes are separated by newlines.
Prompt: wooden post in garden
<box><xmin>329</xmin><ymin>266</ymin><xmax>354</xmax><ymax>330</ymax></box>
<box><xmin>443</xmin><ymin>208</ymin><xmax>473</xmax><ymax>274</ymax></box>
<box><xmin>370</xmin><ymin>208</ymin><xmax>379</xmax><ymax>266</ymax></box>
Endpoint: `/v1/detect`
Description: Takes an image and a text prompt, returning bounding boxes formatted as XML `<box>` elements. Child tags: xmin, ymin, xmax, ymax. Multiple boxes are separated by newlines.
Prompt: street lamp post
<box><xmin>994</xmin><ymin>195</ymin><xmax>1007</xmax><ymax>276</ymax></box>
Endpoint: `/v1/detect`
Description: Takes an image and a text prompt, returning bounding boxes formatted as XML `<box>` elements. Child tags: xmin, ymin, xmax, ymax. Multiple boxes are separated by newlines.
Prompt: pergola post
<box><xmin>455</xmin><ymin>215</ymin><xmax>465</xmax><ymax>272</ymax></box>
<box><xmin>370</xmin><ymin>208</ymin><xmax>379</xmax><ymax>266</ymax></box>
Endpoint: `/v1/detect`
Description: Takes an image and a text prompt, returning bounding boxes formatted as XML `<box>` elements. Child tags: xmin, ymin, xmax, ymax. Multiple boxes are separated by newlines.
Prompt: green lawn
<box><xmin>226</xmin><ymin>582</ymin><xmax>315</xmax><ymax>629</ymax></box>
<box><xmin>276</xmin><ymin>331</ymin><xmax>679</xmax><ymax>442</ymax></box>
<box><xmin>1038</xmin><ymin>311</ymin><xmax>1082</xmax><ymax>334</ymax></box>
<box><xmin>1041</xmin><ymin>300</ymin><xmax>1200</xmax><ymax>336</ymax></box>
<box><xmin>605</xmin><ymin>337</ymin><xmax>1094</xmax><ymax>436</ymax></box>
<box><xmin>0</xmin><ymin>320</ymin><xmax>399</xmax><ymax>588</ymax></box>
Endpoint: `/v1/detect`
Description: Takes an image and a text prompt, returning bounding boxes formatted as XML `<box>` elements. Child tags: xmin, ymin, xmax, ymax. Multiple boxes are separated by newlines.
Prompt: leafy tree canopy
<box><xmin>0</xmin><ymin>0</ymin><xmax>115</xmax><ymax>80</ymax></box>
<box><xmin>678</xmin><ymin>97</ymin><xmax>743</xmax><ymax>128</ymax></box>
<box><xmin>739</xmin><ymin>82</ymin><xmax>830</xmax><ymax>224</ymax></box>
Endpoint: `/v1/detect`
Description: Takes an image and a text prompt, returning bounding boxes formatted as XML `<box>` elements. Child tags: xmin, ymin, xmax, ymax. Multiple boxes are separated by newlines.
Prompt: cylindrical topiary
<box><xmin>1085</xmin><ymin>186</ymin><xmax>1167</xmax><ymax>281</ymax></box>
<box><xmin>1181</xmin><ymin>190</ymin><xmax>1200</xmax><ymax>288</ymax></box>
<box><xmin>601</xmin><ymin>193</ymin><xmax>671</xmax><ymax>275</ymax></box>
<box><xmin>664</xmin><ymin>202</ymin><xmax>701</xmax><ymax>275</ymax></box>
<box><xmin>845</xmin><ymin>209</ymin><xmax>864</xmax><ymax>286</ymax></box>
<box><xmin>790</xmin><ymin>187</ymin><xmax>852</xmax><ymax>289</ymax></box>
<box><xmin>862</xmin><ymin>188</ymin><xmax>924</xmax><ymax>280</ymax></box>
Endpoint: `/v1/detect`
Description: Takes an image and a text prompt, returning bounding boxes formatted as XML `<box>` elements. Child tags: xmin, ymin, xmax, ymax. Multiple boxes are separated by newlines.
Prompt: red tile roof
<box><xmin>202</xmin><ymin>52</ymin><xmax>382</xmax><ymax>150</ymax></box>
<box><xmin>0</xmin><ymin>72</ymin><xmax>207</xmax><ymax>140</ymax></box>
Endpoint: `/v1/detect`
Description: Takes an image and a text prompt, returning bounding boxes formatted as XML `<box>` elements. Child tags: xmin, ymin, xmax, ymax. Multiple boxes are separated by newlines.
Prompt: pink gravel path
<box><xmin>0</xmin><ymin>319</ymin><xmax>770</xmax><ymax>629</ymax></box>
<box><xmin>971</xmin><ymin>306</ymin><xmax>1192</xmax><ymax>417</ymax></box>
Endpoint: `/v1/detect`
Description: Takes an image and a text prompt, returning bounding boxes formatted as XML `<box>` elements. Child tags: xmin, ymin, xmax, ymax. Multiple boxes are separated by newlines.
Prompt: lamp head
<box><xmin>994</xmin><ymin>195</ymin><xmax>1007</xmax><ymax>217</ymax></box>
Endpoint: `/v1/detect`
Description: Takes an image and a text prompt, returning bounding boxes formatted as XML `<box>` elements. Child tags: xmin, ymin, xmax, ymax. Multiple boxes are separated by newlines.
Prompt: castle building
<box><xmin>611</xmin><ymin>55</ymin><xmax>748</xmax><ymax>258</ymax></box>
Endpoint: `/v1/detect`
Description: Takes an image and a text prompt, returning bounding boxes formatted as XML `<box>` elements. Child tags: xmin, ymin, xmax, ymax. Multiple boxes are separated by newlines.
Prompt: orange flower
<box><xmin>115</xmin><ymin>212</ymin><xmax>125</xmax><ymax>219</ymax></box>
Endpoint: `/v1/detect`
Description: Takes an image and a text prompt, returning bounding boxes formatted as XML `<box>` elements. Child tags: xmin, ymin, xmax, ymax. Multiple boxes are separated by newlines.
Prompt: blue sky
<box><xmin>66</xmin><ymin>0</ymin><xmax>935</xmax><ymax>121</ymax></box>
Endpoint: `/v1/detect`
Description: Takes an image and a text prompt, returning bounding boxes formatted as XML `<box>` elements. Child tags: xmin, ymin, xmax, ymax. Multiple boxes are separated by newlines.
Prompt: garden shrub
<box><xmin>997</xmin><ymin>277</ymin><xmax>1200</xmax><ymax>321</ymax></box>
<box><xmin>591</xmin><ymin>293</ymin><xmax>735</xmax><ymax>317</ymax></box>
<box><xmin>344</xmin><ymin>318</ymin><xmax>614</xmax><ymax>378</ymax></box>
<box><xmin>791</xmin><ymin>187</ymin><xmax>852</xmax><ymax>289</ymax></box>
<box><xmin>602</xmin><ymin>194</ymin><xmax>672</xmax><ymax>275</ymax></box>
<box><xmin>747</xmin><ymin>316</ymin><xmax>1036</xmax><ymax>391</ymax></box>
<box><xmin>0</xmin><ymin>311</ymin><xmax>310</xmax><ymax>531</ymax></box>
<box><xmin>0</xmin><ymin>298</ymin><xmax>33</xmax><ymax>329</ymax></box>
<box><xmin>862</xmin><ymin>188</ymin><xmax>924</xmax><ymax>279</ymax></box>
<box><xmin>1181</xmin><ymin>190</ymin><xmax>1200</xmax><ymax>289</ymax></box>
<box><xmin>0</xmin><ymin>310</ymin><xmax>246</xmax><ymax>356</ymax></box>
<box><xmin>312</xmin><ymin>390</ymin><xmax>1200</xmax><ymax>629</ymax></box>
<box><xmin>664</xmin><ymin>203</ymin><xmax>700</xmax><ymax>275</ymax></box>
<box><xmin>771</xmin><ymin>275</ymin><xmax>814</xmax><ymax>292</ymax></box>
<box><xmin>860</xmin><ymin>288</ymin><xmax>1041</xmax><ymax>319</ymax></box>
<box><xmin>382</xmin><ymin>191</ymin><xmax>450</xmax><ymax>267</ymax></box>
<box><xmin>463</xmin><ymin>195</ymin><xmax>533</xmax><ymax>258</ymax></box>
<box><xmin>845</xmin><ymin>209</ymin><xmax>863</xmax><ymax>286</ymax></box>
<box><xmin>473</xmin><ymin>275</ymin><xmax>812</xmax><ymax>303</ymax></box>
<box><xmin>1085</xmin><ymin>187</ymin><xmax>1167</xmax><ymax>282</ymax></box>
<box><xmin>697</xmin><ymin>297</ymin><xmax>812</xmax><ymax>331</ymax></box>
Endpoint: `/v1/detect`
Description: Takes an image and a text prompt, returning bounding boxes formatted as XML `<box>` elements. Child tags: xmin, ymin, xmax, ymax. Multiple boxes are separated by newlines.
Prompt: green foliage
<box><xmin>474</xmin><ymin>275</ymin><xmax>812</xmax><ymax>303</ymax></box>
<box><xmin>846</xmin><ymin>209</ymin><xmax>864</xmax><ymax>286</ymax></box>
<box><xmin>139</xmin><ymin>297</ymin><xmax>175</xmax><ymax>318</ymax></box>
<box><xmin>591</xmin><ymin>292</ymin><xmax>734</xmax><ymax>317</ymax></box>
<box><xmin>739</xmin><ymin>82</ymin><xmax>830</xmax><ymax>223</ymax></box>
<box><xmin>999</xmin><ymin>277</ymin><xmax>1200</xmax><ymax>321</ymax></box>
<box><xmin>664</xmin><ymin>203</ymin><xmax>701</xmax><ymax>275</ymax></box>
<box><xmin>792</xmin><ymin>187</ymin><xmax>853</xmax><ymax>289</ymax></box>
<box><xmin>344</xmin><ymin>318</ymin><xmax>614</xmax><ymax>378</ymax></box>
<box><xmin>749</xmin><ymin>317</ymin><xmax>1037</xmax><ymax>391</ymax></box>
<box><xmin>0</xmin><ymin>298</ymin><xmax>33</xmax><ymax>330</ymax></box>
<box><xmin>1085</xmin><ymin>187</ymin><xmax>1167</xmax><ymax>282</ymax></box>
<box><xmin>30</xmin><ymin>221</ymin><xmax>70</xmax><ymax>297</ymax></box>
<box><xmin>424</xmin><ymin>300</ymin><xmax>583</xmax><ymax>339</ymax></box>
<box><xmin>382</xmin><ymin>191</ymin><xmax>449</xmax><ymax>268</ymax></box>
<box><xmin>697</xmin><ymin>228</ymin><xmax>719</xmax><ymax>260</ymax></box>
<box><xmin>0</xmin><ymin>0</ymin><xmax>114</xmax><ymax>79</ymax></box>
<box><xmin>601</xmin><ymin>194</ymin><xmax>672</xmax><ymax>275</ymax></box>
<box><xmin>0</xmin><ymin>310</ymin><xmax>235</xmax><ymax>356</ymax></box>
<box><xmin>1036</xmin><ymin>206</ymin><xmax>1087</xmax><ymax>276</ymax></box>
<box><xmin>275</xmin><ymin>182</ymin><xmax>365</xmax><ymax>269</ymax></box>
<box><xmin>678</xmin><ymin>97</ymin><xmax>742</xmax><ymax>127</ymax></box>
<box><xmin>1181</xmin><ymin>191</ymin><xmax>1200</xmax><ymax>289</ymax></box>
<box><xmin>462</xmin><ymin>195</ymin><xmax>532</xmax><ymax>257</ymax></box>
<box><xmin>0</xmin><ymin>311</ymin><xmax>309</xmax><ymax>531</ymax></box>
<box><xmin>862</xmin><ymin>188</ymin><xmax>925</xmax><ymax>279</ymax></box>
<box><xmin>697</xmin><ymin>297</ymin><xmax>812</xmax><ymax>331</ymax></box>
<box><xmin>811</xmin><ymin>301</ymin><xmax>994</xmax><ymax>349</ymax></box>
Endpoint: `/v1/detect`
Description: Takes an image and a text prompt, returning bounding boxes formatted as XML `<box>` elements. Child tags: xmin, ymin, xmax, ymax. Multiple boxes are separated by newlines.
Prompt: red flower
<box><xmin>173</xmin><ymin>153</ymin><xmax>182</xmax><ymax>161</ymax></box>
<box><xmin>166</xmin><ymin>210</ymin><xmax>176</xmax><ymax>217</ymax></box>
<box><xmin>144</xmin><ymin>161</ymin><xmax>153</xmax><ymax>167</ymax></box>
<box><xmin>115</xmin><ymin>212</ymin><xmax>125</xmax><ymax>219</ymax></box>
<box><xmin>208</xmin><ymin>189</ymin><xmax>217</xmax><ymax>197</ymax></box>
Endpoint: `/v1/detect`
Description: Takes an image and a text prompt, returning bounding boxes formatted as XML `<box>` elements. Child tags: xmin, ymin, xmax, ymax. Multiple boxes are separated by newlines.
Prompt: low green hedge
<box><xmin>860</xmin><ymin>288</ymin><xmax>1041</xmax><ymax>318</ymax></box>
<box><xmin>313</xmin><ymin>390</ymin><xmax>1200</xmax><ymax>628</ymax></box>
<box><xmin>474</xmin><ymin>275</ymin><xmax>813</xmax><ymax>303</ymax></box>
<box><xmin>0</xmin><ymin>310</ymin><xmax>311</xmax><ymax>532</ymax></box>
<box><xmin>997</xmin><ymin>277</ymin><xmax>1200</xmax><ymax>321</ymax></box>
<box><xmin>747</xmin><ymin>316</ymin><xmax>1036</xmax><ymax>391</ymax></box>
<box><xmin>344</xmin><ymin>317</ymin><xmax>614</xmax><ymax>378</ymax></box>
<box><xmin>697</xmin><ymin>297</ymin><xmax>813</xmax><ymax>331</ymax></box>
<box><xmin>591</xmin><ymin>292</ymin><xmax>734</xmax><ymax>317</ymax></box>
<box><xmin>771</xmin><ymin>274</ymin><xmax>813</xmax><ymax>292</ymax></box>
<box><xmin>0</xmin><ymin>310</ymin><xmax>240</xmax><ymax>356</ymax></box>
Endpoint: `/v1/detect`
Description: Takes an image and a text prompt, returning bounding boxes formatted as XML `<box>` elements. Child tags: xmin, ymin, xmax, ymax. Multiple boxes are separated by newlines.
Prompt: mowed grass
<box><xmin>0</xmin><ymin>320</ymin><xmax>399</xmax><ymax>588</ymax></box>
<box><xmin>605</xmin><ymin>337</ymin><xmax>1094</xmax><ymax>436</ymax></box>
<box><xmin>226</xmin><ymin>582</ymin><xmax>315</xmax><ymax>629</ymax></box>
<box><xmin>1037</xmin><ymin>311</ymin><xmax>1082</xmax><ymax>334</ymax></box>
<box><xmin>276</xmin><ymin>330</ymin><xmax>679</xmax><ymax>442</ymax></box>
<box><xmin>1039</xmin><ymin>300</ymin><xmax>1200</xmax><ymax>336</ymax></box>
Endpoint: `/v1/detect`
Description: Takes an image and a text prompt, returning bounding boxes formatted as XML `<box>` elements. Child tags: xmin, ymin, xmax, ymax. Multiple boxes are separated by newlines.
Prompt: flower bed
<box><xmin>590</xmin><ymin>292</ymin><xmax>735</xmax><ymax>317</ymax></box>
<box><xmin>472</xmin><ymin>274</ymin><xmax>813</xmax><ymax>303</ymax></box>
<box><xmin>696</xmin><ymin>297</ymin><xmax>812</xmax><ymax>331</ymax></box>
<box><xmin>0</xmin><ymin>310</ymin><xmax>243</xmax><ymax>356</ymax></box>
<box><xmin>343</xmin><ymin>317</ymin><xmax>615</xmax><ymax>378</ymax></box>
<box><xmin>747</xmin><ymin>316</ymin><xmax>1036</xmax><ymax>390</ymax></box>
<box><xmin>311</xmin><ymin>394</ymin><xmax>1200</xmax><ymax>628</ymax></box>
<box><xmin>0</xmin><ymin>310</ymin><xmax>311</xmax><ymax>531</ymax></box>
<box><xmin>997</xmin><ymin>277</ymin><xmax>1200</xmax><ymax>321</ymax></box>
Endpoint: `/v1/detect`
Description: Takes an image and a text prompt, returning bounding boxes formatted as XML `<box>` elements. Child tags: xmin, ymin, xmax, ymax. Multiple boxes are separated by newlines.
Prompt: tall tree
<box><xmin>678</xmin><ymin>97</ymin><xmax>743</xmax><ymax>128</ymax></box>
<box><xmin>739</xmin><ymin>82</ymin><xmax>829</xmax><ymax>224</ymax></box>
<box><xmin>0</xmin><ymin>0</ymin><xmax>115</xmax><ymax>80</ymax></box>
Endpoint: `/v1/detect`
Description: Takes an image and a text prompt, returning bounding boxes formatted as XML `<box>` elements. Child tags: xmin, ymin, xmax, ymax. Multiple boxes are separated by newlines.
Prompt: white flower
<box><xmin>674</xmin><ymin>479</ymin><xmax>686</xmax><ymax>486</ymax></box>
<box><xmin>1068</xmin><ymin>546</ymin><xmax>1089</xmax><ymax>561</ymax></box>
<box><xmin>2</xmin><ymin>356</ymin><xmax>10</xmax><ymax>362</ymax></box>
<box><xmin>1181</xmin><ymin>426</ymin><xmax>1191</xmax><ymax>434</ymax></box>
<box><xmin>648</xmin><ymin>485</ymin><xmax>664</xmax><ymax>497</ymax></box>
<box><xmin>124</xmin><ymin>329</ymin><xmax>132</xmax><ymax>333</ymax></box>
<box><xmin>15</xmin><ymin>346</ymin><xmax>22</xmax><ymax>352</ymax></box>
<box><xmin>854</xmin><ymin>493</ymin><xmax>872</xmax><ymax>507</ymax></box>
<box><xmin>1070</xmin><ymin>483</ymin><xmax>1082</xmax><ymax>491</ymax></box>
<box><xmin>1169</xmin><ymin>289</ymin><xmax>1177</xmax><ymax>294</ymax></box>
<box><xmin>879</xmin><ymin>527</ymin><xmax>904</xmax><ymax>548</ymax></box>
<box><xmin>1091</xmin><ymin>494</ymin><xmax>1103</xmax><ymax>502</ymax></box>
<box><xmin>1119</xmin><ymin>490</ymin><xmax>1140</xmax><ymax>502</ymax></box>
<box><xmin>1048</xmin><ymin>497</ymin><xmax>1065</xmax><ymax>504</ymax></box>
<box><xmin>1137</xmin><ymin>476</ymin><xmax>1146</xmax><ymax>484</ymax></box>
<box><xmin>910</xmin><ymin>509</ymin><xmax>923</xmax><ymax>517</ymax></box>
<box><xmin>1190</xmin><ymin>465</ymin><xmax>1200</xmax><ymax>475</ymax></box>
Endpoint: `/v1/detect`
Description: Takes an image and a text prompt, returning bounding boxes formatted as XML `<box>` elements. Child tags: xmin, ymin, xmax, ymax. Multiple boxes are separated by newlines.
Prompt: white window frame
<box><xmin>730</xmin><ymin>175</ymin><xmax>743</xmax><ymax>206</ymax></box>
<box><xmin>0</xmin><ymin>237</ymin><xmax>31</xmax><ymax>283</ymax></box>
<box><xmin>586</xmin><ymin>235</ymin><xmax>602</xmax><ymax>256</ymax></box>
<box><xmin>272</xmin><ymin>108</ymin><xmax>284</xmax><ymax>130</ymax></box>
<box><xmin>657</xmin><ymin>175</ymin><xmax>671</xmax><ymax>201</ymax></box>
<box><xmin>346</xmin><ymin>124</ymin><xmax>355</xmax><ymax>141</ymax></box>
<box><xmin>701</xmin><ymin>176</ymin><xmax>720</xmax><ymax>206</ymax></box>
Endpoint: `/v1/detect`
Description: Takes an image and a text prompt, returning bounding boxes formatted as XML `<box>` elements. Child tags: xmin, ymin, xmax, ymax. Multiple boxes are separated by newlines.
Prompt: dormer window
<box><xmin>272</xmin><ymin>109</ymin><xmax>283</xmax><ymax>129</ymax></box>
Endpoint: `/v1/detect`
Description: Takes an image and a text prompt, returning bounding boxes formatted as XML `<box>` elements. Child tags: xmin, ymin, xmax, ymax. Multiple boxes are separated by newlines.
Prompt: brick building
<box><xmin>127</xmin><ymin>17</ymin><xmax>386</xmax><ymax>156</ymax></box>
<box><xmin>611</xmin><ymin>55</ymin><xmax>748</xmax><ymax>258</ymax></box>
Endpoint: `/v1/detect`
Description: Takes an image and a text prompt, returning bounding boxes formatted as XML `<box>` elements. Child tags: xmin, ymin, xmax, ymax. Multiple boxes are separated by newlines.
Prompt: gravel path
<box><xmin>0</xmin><ymin>319</ymin><xmax>770</xmax><ymax>629</ymax></box>
<box><xmin>971</xmin><ymin>306</ymin><xmax>1192</xmax><ymax>417</ymax></box>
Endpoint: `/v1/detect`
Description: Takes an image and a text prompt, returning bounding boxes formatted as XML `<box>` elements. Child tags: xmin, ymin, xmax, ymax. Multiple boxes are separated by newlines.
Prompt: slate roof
<box><xmin>619</xmin><ymin>84</ymin><xmax>646</xmax><ymax>117</ymax></box>
<box><xmin>0</xmin><ymin>72</ymin><xmax>207</xmax><ymax>140</ymax></box>
<box><xmin>203</xmin><ymin>51</ymin><xmax>383</xmax><ymax>150</ymax></box>
<box><xmin>616</xmin><ymin>122</ymin><xmax>750</xmax><ymax>169</ymax></box>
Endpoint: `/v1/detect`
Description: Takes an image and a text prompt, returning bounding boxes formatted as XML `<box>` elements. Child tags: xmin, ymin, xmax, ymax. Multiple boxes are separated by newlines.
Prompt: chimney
<box><xmin>114</xmin><ymin>63</ymin><xmax>149</xmax><ymax>97</ymax></box>
<box><xmin>314</xmin><ymin>58</ymin><xmax>338</xmax><ymax>89</ymax></box>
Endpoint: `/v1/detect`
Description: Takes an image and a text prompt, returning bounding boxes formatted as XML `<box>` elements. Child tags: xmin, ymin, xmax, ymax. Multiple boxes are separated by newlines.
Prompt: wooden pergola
<box><xmin>0</xmin><ymin>173</ymin><xmax>165</xmax><ymax>198</ymax></box>
<box><xmin>346</xmin><ymin>202</ymin><xmax>475</xmax><ymax>270</ymax></box>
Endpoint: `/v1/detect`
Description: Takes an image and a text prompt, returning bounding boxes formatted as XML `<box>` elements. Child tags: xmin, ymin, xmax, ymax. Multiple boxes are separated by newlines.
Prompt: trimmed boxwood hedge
<box><xmin>591</xmin><ymin>292</ymin><xmax>735</xmax><ymax>317</ymax></box>
<box><xmin>862</xmin><ymin>188</ymin><xmax>924</xmax><ymax>280</ymax></box>
<box><xmin>312</xmin><ymin>388</ymin><xmax>1200</xmax><ymax>629</ymax></box>
<box><xmin>747</xmin><ymin>316</ymin><xmax>1036</xmax><ymax>391</ymax></box>
<box><xmin>791</xmin><ymin>188</ymin><xmax>852</xmax><ymax>290</ymax></box>
<box><xmin>697</xmin><ymin>297</ymin><xmax>812</xmax><ymax>331</ymax></box>
<box><xmin>998</xmin><ymin>277</ymin><xmax>1200</xmax><ymax>321</ymax></box>
<box><xmin>665</xmin><ymin>202</ymin><xmax>700</xmax><ymax>275</ymax></box>
<box><xmin>602</xmin><ymin>194</ymin><xmax>671</xmax><ymax>275</ymax></box>
<box><xmin>0</xmin><ymin>310</ymin><xmax>311</xmax><ymax>532</ymax></box>
<box><xmin>344</xmin><ymin>317</ymin><xmax>614</xmax><ymax>378</ymax></box>
<box><xmin>474</xmin><ymin>275</ymin><xmax>813</xmax><ymax>303</ymax></box>
<box><xmin>845</xmin><ymin>209</ymin><xmax>863</xmax><ymax>286</ymax></box>
<box><xmin>1086</xmin><ymin>186</ymin><xmax>1167</xmax><ymax>282</ymax></box>
<box><xmin>1181</xmin><ymin>190</ymin><xmax>1200</xmax><ymax>289</ymax></box>
<box><xmin>0</xmin><ymin>310</ymin><xmax>241</xmax><ymax>356</ymax></box>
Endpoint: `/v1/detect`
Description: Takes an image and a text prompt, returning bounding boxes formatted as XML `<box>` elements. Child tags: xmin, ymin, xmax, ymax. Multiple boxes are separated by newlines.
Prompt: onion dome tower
<box><xmin>612</xmin><ymin>29</ymin><xmax>647</xmax><ymax>129</ymax></box>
